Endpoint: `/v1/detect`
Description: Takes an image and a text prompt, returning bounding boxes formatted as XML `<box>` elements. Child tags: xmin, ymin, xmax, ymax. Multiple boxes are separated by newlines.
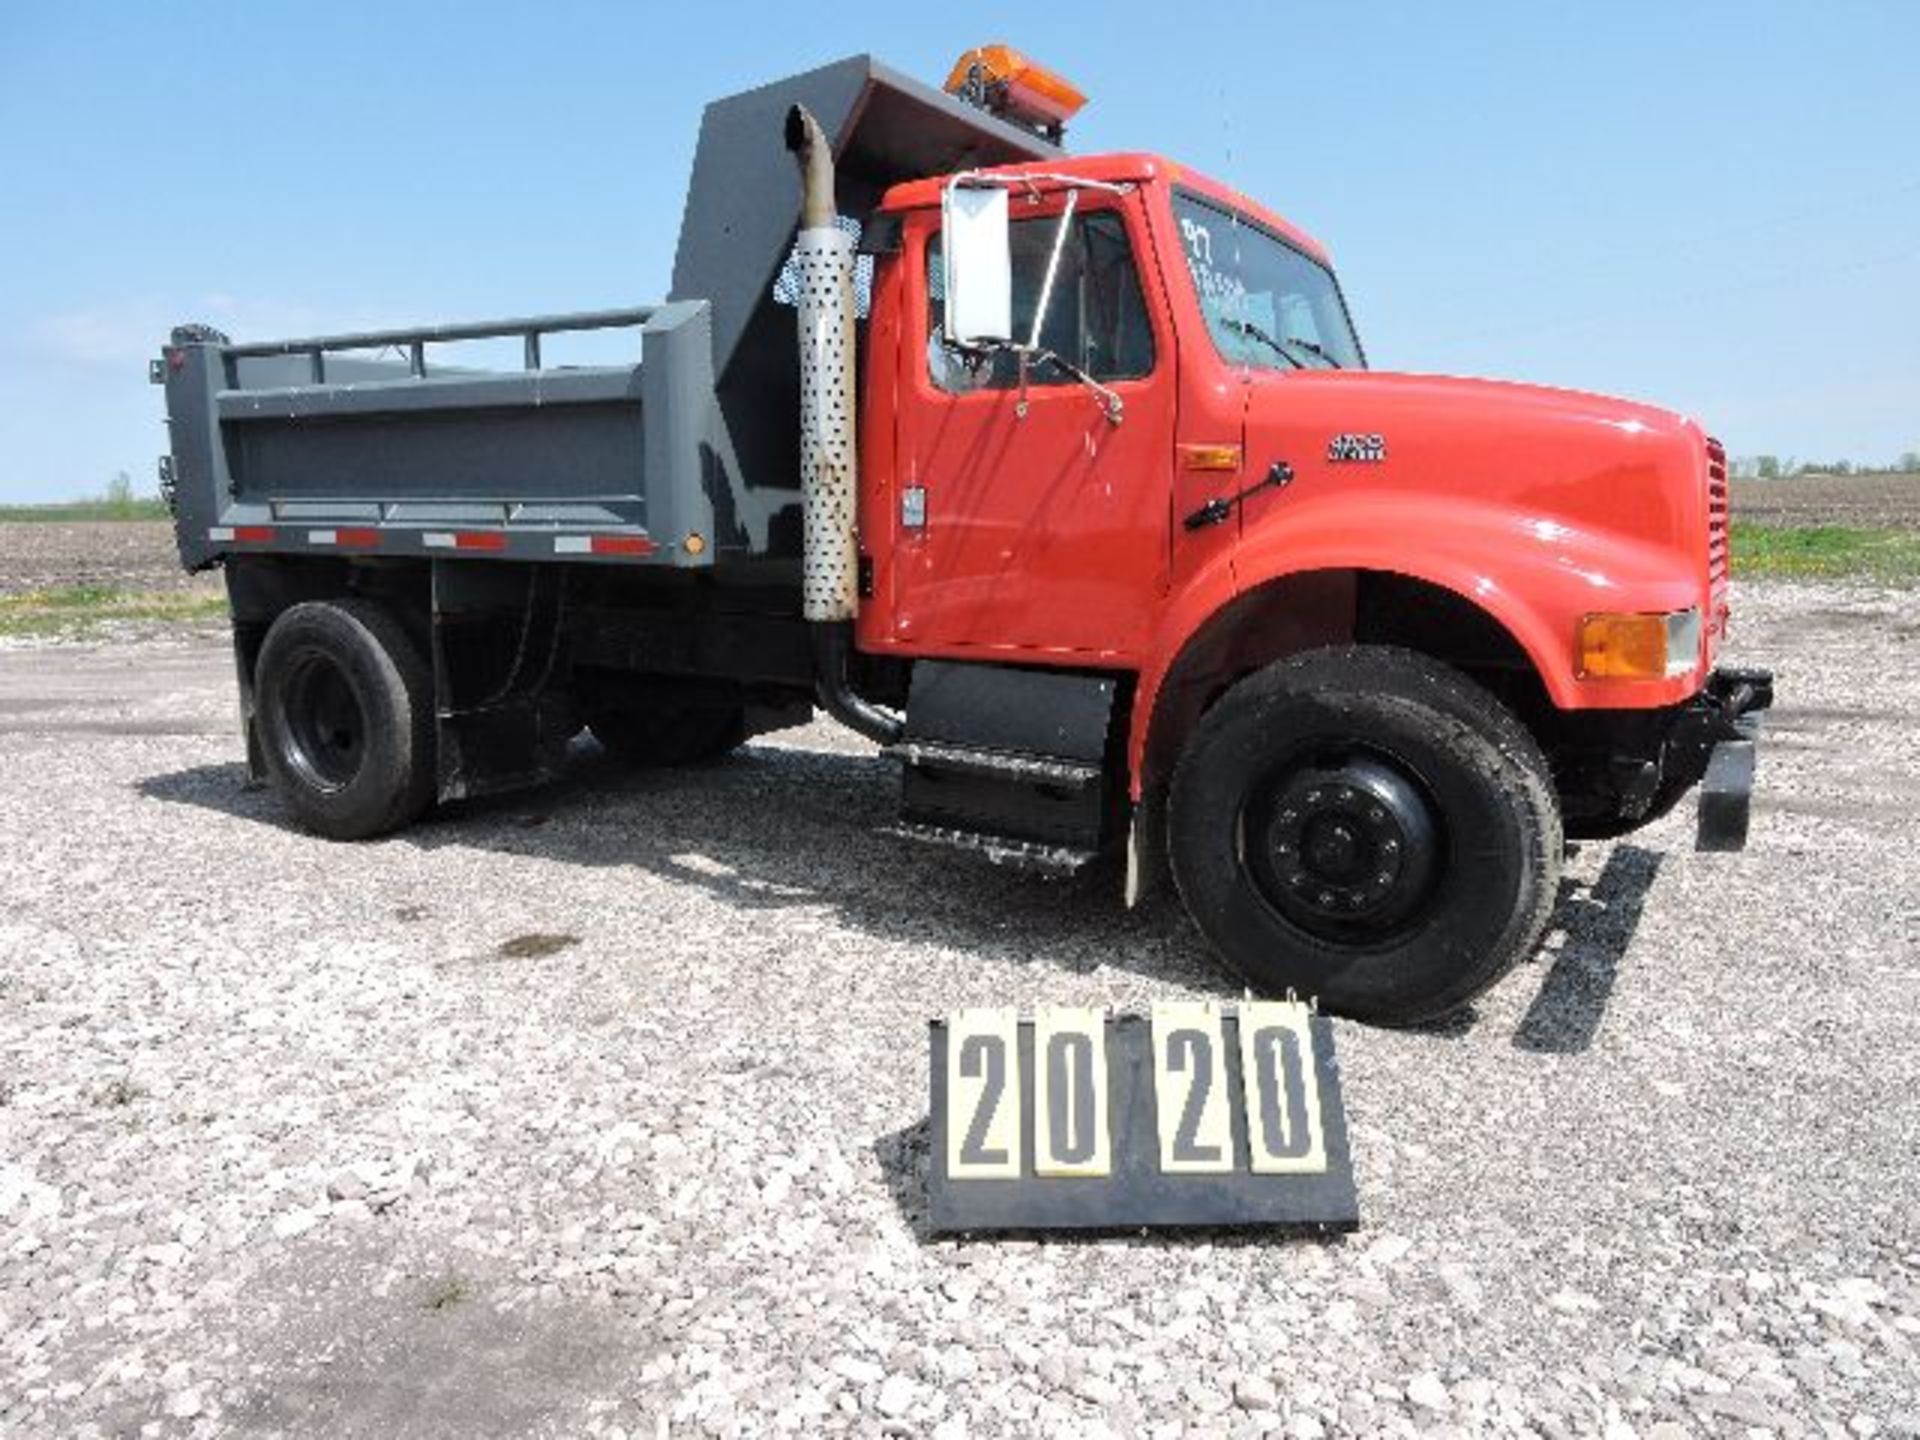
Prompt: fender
<box><xmin>1128</xmin><ymin>491</ymin><xmax>1705</xmax><ymax>797</ymax></box>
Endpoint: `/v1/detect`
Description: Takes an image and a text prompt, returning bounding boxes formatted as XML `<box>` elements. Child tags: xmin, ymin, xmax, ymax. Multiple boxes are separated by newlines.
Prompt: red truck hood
<box><xmin>1242</xmin><ymin>368</ymin><xmax>1711</xmax><ymax>558</ymax></box>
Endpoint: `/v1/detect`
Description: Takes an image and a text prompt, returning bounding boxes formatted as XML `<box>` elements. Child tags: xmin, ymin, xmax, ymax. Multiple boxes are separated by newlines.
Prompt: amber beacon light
<box><xmin>944</xmin><ymin>45</ymin><xmax>1087</xmax><ymax>142</ymax></box>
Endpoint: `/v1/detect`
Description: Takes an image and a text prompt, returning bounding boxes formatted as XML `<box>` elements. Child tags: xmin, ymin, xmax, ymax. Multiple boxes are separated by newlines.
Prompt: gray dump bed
<box><xmin>158</xmin><ymin>55</ymin><xmax>1056</xmax><ymax>575</ymax></box>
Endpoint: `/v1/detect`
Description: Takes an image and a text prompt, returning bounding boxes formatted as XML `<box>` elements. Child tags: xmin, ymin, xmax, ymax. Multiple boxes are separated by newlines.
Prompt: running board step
<box><xmin>887</xmin><ymin>740</ymin><xmax>1103</xmax><ymax>790</ymax></box>
<box><xmin>885</xmin><ymin>821</ymin><xmax>1100</xmax><ymax>877</ymax></box>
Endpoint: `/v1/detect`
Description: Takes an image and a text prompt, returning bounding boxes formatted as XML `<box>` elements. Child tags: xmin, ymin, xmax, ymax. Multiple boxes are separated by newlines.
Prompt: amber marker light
<box><xmin>684</xmin><ymin>532</ymin><xmax>707</xmax><ymax>556</ymax></box>
<box><xmin>1179</xmin><ymin>444</ymin><xmax>1243</xmax><ymax>472</ymax></box>
<box><xmin>1575</xmin><ymin>609</ymin><xmax>1701</xmax><ymax>680</ymax></box>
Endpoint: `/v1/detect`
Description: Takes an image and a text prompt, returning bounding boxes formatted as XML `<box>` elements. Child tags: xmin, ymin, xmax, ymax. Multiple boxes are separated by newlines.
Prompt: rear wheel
<box><xmin>253</xmin><ymin>599</ymin><xmax>437</xmax><ymax>840</ymax></box>
<box><xmin>1168</xmin><ymin>646</ymin><xmax>1561</xmax><ymax>1025</ymax></box>
<box><xmin>587</xmin><ymin>705</ymin><xmax>746</xmax><ymax>767</ymax></box>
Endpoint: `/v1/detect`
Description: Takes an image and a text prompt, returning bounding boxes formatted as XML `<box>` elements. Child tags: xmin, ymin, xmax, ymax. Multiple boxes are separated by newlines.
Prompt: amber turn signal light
<box><xmin>1575</xmin><ymin>609</ymin><xmax>1701</xmax><ymax>680</ymax></box>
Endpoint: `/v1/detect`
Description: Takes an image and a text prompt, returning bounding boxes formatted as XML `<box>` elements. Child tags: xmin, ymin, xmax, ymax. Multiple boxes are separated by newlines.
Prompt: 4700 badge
<box><xmin>927</xmin><ymin>1002</ymin><xmax>1358</xmax><ymax>1234</ymax></box>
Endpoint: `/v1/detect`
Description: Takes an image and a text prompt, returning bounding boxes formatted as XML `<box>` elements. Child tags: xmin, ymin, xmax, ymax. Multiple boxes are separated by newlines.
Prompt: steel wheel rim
<box><xmin>278</xmin><ymin>647</ymin><xmax>368</xmax><ymax>792</ymax></box>
<box><xmin>1239</xmin><ymin>743</ymin><xmax>1445</xmax><ymax>945</ymax></box>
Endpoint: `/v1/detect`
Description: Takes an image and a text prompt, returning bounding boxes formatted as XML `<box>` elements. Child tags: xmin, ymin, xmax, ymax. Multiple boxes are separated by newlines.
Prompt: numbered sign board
<box><xmin>928</xmin><ymin>1003</ymin><xmax>1357</xmax><ymax>1235</ymax></box>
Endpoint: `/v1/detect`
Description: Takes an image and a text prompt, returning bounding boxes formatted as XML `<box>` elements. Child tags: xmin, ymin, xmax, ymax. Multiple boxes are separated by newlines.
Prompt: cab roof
<box><xmin>878</xmin><ymin>152</ymin><xmax>1333</xmax><ymax>266</ymax></box>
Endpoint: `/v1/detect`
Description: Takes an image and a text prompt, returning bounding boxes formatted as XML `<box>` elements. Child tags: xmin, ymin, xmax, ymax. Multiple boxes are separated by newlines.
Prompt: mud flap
<box><xmin>1696</xmin><ymin>736</ymin><xmax>1757</xmax><ymax>852</ymax></box>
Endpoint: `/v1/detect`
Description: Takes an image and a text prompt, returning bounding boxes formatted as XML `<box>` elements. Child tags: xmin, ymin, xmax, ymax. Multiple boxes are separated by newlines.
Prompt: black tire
<box><xmin>1168</xmin><ymin>646</ymin><xmax>1562</xmax><ymax>1026</ymax></box>
<box><xmin>253</xmin><ymin>599</ymin><xmax>437</xmax><ymax>840</ymax></box>
<box><xmin>587</xmin><ymin>705</ymin><xmax>746</xmax><ymax>767</ymax></box>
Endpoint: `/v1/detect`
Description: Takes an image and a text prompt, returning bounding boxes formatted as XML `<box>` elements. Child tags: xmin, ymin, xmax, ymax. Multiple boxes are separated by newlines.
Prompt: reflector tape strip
<box><xmin>307</xmin><ymin>530</ymin><xmax>336</xmax><ymax>545</ymax></box>
<box><xmin>553</xmin><ymin>535</ymin><xmax>657</xmax><ymax>557</ymax></box>
<box><xmin>305</xmin><ymin>528</ymin><xmax>380</xmax><ymax>547</ymax></box>
<box><xmin>418</xmin><ymin>530</ymin><xmax>510</xmax><ymax>551</ymax></box>
<box><xmin>233</xmin><ymin>526</ymin><xmax>274</xmax><ymax>543</ymax></box>
<box><xmin>208</xmin><ymin>526</ymin><xmax>234</xmax><ymax>542</ymax></box>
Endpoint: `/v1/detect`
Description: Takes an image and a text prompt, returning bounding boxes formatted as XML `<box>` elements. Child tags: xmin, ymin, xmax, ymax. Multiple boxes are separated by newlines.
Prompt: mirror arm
<box><xmin>1029</xmin><ymin>347</ymin><xmax>1125</xmax><ymax>426</ymax></box>
<box><xmin>1026</xmin><ymin>188</ymin><xmax>1080</xmax><ymax>351</ymax></box>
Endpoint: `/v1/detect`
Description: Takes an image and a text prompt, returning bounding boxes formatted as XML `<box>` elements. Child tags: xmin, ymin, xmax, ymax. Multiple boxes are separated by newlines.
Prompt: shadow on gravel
<box><xmin>137</xmin><ymin>744</ymin><xmax>1225</xmax><ymax>992</ymax></box>
<box><xmin>139</xmin><ymin>752</ymin><xmax>1675</xmax><ymax>1019</ymax></box>
<box><xmin>1512</xmin><ymin>844</ymin><xmax>1663</xmax><ymax>1054</ymax></box>
<box><xmin>183</xmin><ymin>1234</ymin><xmax>646</xmax><ymax>1438</ymax></box>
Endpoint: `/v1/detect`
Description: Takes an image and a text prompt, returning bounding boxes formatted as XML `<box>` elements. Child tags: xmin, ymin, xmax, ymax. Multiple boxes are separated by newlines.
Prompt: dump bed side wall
<box><xmin>163</xmin><ymin>302</ymin><xmax>723</xmax><ymax>572</ymax></box>
<box><xmin>162</xmin><ymin>55</ymin><xmax>1059</xmax><ymax>577</ymax></box>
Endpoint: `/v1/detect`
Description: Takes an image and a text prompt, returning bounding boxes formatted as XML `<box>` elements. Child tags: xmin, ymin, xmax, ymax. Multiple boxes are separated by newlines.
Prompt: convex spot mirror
<box><xmin>941</xmin><ymin>183</ymin><xmax>1012</xmax><ymax>345</ymax></box>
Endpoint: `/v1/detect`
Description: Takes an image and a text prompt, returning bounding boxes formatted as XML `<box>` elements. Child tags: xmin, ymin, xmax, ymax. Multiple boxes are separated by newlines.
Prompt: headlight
<box><xmin>1575</xmin><ymin>608</ymin><xmax>1701</xmax><ymax>680</ymax></box>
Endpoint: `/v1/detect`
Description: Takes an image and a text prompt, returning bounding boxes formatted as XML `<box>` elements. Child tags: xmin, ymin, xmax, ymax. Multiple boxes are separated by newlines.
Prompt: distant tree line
<box><xmin>1732</xmin><ymin>452</ymin><xmax>1920</xmax><ymax>479</ymax></box>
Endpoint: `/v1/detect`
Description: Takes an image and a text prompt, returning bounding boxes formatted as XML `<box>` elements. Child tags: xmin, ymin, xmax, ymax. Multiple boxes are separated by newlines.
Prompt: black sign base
<box><xmin>927</xmin><ymin>1011</ymin><xmax>1359</xmax><ymax>1236</ymax></box>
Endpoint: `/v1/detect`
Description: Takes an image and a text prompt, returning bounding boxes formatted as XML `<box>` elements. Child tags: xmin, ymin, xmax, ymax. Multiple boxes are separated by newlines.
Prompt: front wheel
<box><xmin>1168</xmin><ymin>647</ymin><xmax>1562</xmax><ymax>1026</ymax></box>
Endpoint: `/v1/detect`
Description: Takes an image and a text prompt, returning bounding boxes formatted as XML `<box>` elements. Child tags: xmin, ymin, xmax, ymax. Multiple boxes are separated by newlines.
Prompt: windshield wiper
<box><xmin>1222</xmin><ymin>318</ymin><xmax>1343</xmax><ymax>370</ymax></box>
<box><xmin>1221</xmin><ymin>317</ymin><xmax>1304</xmax><ymax>369</ymax></box>
<box><xmin>1276</xmin><ymin>334</ymin><xmax>1343</xmax><ymax>369</ymax></box>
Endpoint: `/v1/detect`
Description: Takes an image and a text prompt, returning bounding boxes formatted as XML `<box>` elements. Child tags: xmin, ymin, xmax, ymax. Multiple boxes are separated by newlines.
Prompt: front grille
<box><xmin>1706</xmin><ymin>437</ymin><xmax>1730</xmax><ymax>597</ymax></box>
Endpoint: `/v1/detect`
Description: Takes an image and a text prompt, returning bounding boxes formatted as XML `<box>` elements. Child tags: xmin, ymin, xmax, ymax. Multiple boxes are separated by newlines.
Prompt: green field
<box><xmin>0</xmin><ymin>498</ymin><xmax>171</xmax><ymax>522</ymax></box>
<box><xmin>1731</xmin><ymin>523</ymin><xmax>1920</xmax><ymax>583</ymax></box>
<box><xmin>0</xmin><ymin>585</ymin><xmax>228</xmax><ymax>638</ymax></box>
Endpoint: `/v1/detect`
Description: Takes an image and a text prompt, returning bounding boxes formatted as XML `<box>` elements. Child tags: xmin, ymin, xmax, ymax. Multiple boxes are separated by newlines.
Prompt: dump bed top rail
<box><xmin>216</xmin><ymin>306</ymin><xmax>661</xmax><ymax>382</ymax></box>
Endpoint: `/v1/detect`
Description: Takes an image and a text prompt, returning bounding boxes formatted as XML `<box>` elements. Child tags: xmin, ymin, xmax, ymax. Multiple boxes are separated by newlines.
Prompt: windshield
<box><xmin>1171</xmin><ymin>191</ymin><xmax>1365</xmax><ymax>371</ymax></box>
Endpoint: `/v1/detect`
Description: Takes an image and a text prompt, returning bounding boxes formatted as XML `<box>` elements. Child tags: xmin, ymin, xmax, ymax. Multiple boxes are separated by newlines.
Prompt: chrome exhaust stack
<box><xmin>785</xmin><ymin>104</ymin><xmax>902</xmax><ymax>743</ymax></box>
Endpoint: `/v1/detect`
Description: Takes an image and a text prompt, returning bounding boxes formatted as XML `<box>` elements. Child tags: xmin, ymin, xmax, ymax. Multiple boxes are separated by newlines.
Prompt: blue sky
<box><xmin>1</xmin><ymin>1</ymin><xmax>1914</xmax><ymax>501</ymax></box>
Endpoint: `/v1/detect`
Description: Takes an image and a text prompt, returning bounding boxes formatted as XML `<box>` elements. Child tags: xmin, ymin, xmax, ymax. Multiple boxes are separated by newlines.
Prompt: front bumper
<box><xmin>1677</xmin><ymin>666</ymin><xmax>1774</xmax><ymax>851</ymax></box>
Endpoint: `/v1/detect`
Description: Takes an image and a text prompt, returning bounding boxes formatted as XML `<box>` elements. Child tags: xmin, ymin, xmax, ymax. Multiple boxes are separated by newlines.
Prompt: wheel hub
<box><xmin>1255</xmin><ymin>754</ymin><xmax>1439</xmax><ymax>937</ymax></box>
<box><xmin>281</xmin><ymin>649</ymin><xmax>367</xmax><ymax>791</ymax></box>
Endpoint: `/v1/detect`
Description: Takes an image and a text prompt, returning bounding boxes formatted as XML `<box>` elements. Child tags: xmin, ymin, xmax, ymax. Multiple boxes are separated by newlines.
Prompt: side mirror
<box><xmin>941</xmin><ymin>183</ymin><xmax>1013</xmax><ymax>345</ymax></box>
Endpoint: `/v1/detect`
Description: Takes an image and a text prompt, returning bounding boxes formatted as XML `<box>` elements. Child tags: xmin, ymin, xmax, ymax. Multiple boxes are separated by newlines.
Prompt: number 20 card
<box><xmin>928</xmin><ymin>1003</ymin><xmax>1358</xmax><ymax>1235</ymax></box>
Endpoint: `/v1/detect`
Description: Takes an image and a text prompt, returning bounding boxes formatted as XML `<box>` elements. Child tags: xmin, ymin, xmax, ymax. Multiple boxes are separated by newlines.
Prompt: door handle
<box><xmin>1183</xmin><ymin>461</ymin><xmax>1294</xmax><ymax>531</ymax></box>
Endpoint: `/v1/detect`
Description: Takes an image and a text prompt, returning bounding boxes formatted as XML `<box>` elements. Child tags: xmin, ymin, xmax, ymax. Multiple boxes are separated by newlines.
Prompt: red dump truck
<box><xmin>155</xmin><ymin>48</ymin><xmax>1770</xmax><ymax>1022</ymax></box>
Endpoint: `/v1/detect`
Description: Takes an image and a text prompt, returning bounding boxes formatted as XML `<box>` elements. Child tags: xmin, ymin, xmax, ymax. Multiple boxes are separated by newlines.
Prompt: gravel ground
<box><xmin>2</xmin><ymin>580</ymin><xmax>1917</xmax><ymax>1439</ymax></box>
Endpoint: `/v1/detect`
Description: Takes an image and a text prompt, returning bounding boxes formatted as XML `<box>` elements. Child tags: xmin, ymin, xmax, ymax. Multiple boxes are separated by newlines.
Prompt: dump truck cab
<box><xmin>858</xmin><ymin>148</ymin><xmax>1762</xmax><ymax>841</ymax></box>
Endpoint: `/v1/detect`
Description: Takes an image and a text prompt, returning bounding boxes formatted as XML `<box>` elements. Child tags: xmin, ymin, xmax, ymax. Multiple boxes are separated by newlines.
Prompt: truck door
<box><xmin>890</xmin><ymin>198</ymin><xmax>1174</xmax><ymax>659</ymax></box>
